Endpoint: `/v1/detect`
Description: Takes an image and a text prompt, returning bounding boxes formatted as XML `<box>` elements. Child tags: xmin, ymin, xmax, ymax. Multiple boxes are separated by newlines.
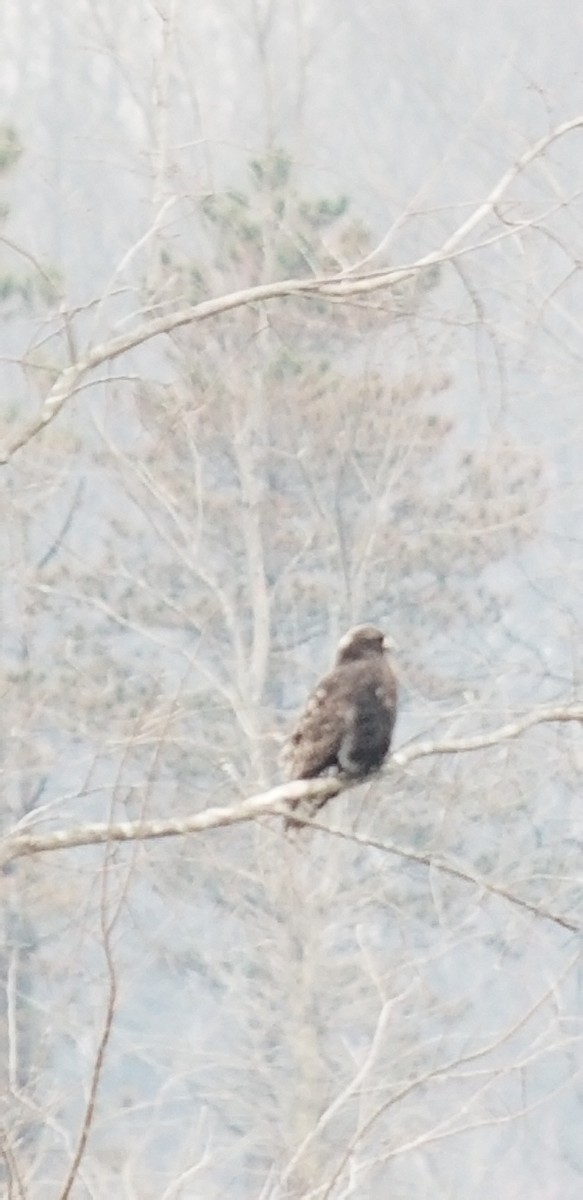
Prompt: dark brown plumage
<box><xmin>284</xmin><ymin>625</ymin><xmax>397</xmax><ymax>829</ymax></box>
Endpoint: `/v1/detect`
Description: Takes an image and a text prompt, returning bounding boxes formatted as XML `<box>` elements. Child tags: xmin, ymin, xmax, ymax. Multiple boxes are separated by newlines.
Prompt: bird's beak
<box><xmin>383</xmin><ymin>634</ymin><xmax>396</xmax><ymax>652</ymax></box>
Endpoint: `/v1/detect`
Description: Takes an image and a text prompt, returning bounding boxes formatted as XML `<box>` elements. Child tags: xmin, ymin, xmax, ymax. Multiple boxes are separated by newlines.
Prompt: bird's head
<box><xmin>335</xmin><ymin>624</ymin><xmax>393</xmax><ymax>666</ymax></box>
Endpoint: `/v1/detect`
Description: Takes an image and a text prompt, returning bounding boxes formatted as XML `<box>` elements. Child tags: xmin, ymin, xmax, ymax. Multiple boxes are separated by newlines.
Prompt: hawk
<box><xmin>284</xmin><ymin>624</ymin><xmax>397</xmax><ymax>829</ymax></box>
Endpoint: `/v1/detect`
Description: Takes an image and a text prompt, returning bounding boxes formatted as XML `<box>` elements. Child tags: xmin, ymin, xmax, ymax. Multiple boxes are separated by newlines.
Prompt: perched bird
<box><xmin>283</xmin><ymin>624</ymin><xmax>397</xmax><ymax>829</ymax></box>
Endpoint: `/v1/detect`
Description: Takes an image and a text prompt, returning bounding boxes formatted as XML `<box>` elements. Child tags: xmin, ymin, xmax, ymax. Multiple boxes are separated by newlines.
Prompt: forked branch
<box><xmin>2</xmin><ymin>704</ymin><xmax>580</xmax><ymax>866</ymax></box>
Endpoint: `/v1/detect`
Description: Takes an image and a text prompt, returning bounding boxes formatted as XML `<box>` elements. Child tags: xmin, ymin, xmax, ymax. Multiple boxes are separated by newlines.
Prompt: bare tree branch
<box><xmin>309</xmin><ymin>823</ymin><xmax>580</xmax><ymax>934</ymax></box>
<box><xmin>0</xmin><ymin>777</ymin><xmax>333</xmax><ymax>863</ymax></box>
<box><xmin>309</xmin><ymin>954</ymin><xmax>579</xmax><ymax>1200</ymax></box>
<box><xmin>57</xmin><ymin>803</ymin><xmax>138</xmax><ymax>1200</ymax></box>
<box><xmin>392</xmin><ymin>703</ymin><xmax>583</xmax><ymax>767</ymax></box>
<box><xmin>2</xmin><ymin>115</ymin><xmax>583</xmax><ymax>463</ymax></box>
<box><xmin>57</xmin><ymin>902</ymin><xmax>117</xmax><ymax>1200</ymax></box>
<box><xmin>1</xmin><ymin>706</ymin><xmax>581</xmax><ymax>895</ymax></box>
<box><xmin>279</xmin><ymin>997</ymin><xmax>394</xmax><ymax>1190</ymax></box>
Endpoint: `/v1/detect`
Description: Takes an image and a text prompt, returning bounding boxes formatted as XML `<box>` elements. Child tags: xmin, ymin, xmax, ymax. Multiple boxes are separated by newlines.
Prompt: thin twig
<box><xmin>306</xmin><ymin>822</ymin><xmax>580</xmax><ymax>934</ymax></box>
<box><xmin>57</xmin><ymin>872</ymin><xmax>118</xmax><ymax>1200</ymax></box>
<box><xmin>312</xmin><ymin>953</ymin><xmax>579</xmax><ymax>1200</ymax></box>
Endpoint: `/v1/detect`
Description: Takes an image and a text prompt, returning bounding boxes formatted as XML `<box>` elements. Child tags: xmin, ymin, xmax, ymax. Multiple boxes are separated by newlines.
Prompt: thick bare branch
<box><xmin>0</xmin><ymin>777</ymin><xmax>341</xmax><ymax>863</ymax></box>
<box><xmin>1</xmin><ymin>705</ymin><xmax>581</xmax><ymax>870</ymax></box>
<box><xmin>2</xmin><ymin>116</ymin><xmax>583</xmax><ymax>463</ymax></box>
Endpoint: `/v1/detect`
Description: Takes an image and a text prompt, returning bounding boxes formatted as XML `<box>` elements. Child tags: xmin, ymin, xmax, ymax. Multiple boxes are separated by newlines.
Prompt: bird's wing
<box><xmin>284</xmin><ymin>670</ymin><xmax>355</xmax><ymax>780</ymax></box>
